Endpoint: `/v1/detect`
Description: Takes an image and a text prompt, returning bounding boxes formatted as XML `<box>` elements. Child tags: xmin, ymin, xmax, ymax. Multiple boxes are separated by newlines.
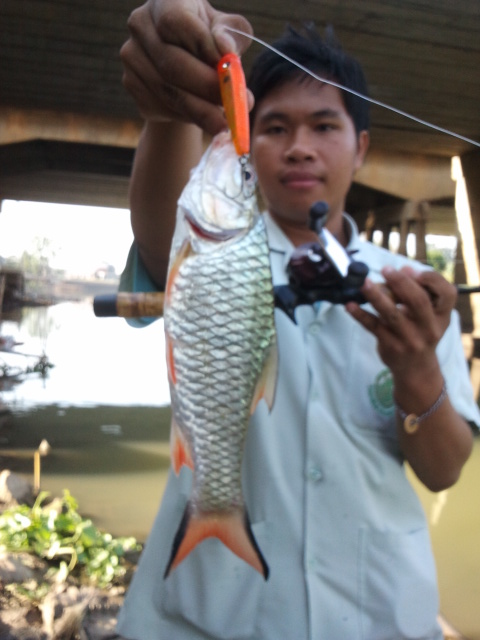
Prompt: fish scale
<box><xmin>167</xmin><ymin>222</ymin><xmax>273</xmax><ymax>474</ymax></box>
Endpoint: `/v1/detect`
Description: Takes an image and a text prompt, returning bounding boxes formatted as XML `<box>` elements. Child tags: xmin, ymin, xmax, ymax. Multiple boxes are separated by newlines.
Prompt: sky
<box><xmin>0</xmin><ymin>199</ymin><xmax>457</xmax><ymax>278</ymax></box>
<box><xmin>0</xmin><ymin>200</ymin><xmax>134</xmax><ymax>277</ymax></box>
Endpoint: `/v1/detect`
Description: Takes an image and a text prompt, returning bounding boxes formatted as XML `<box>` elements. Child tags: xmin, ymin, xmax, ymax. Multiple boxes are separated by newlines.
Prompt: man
<box><xmin>117</xmin><ymin>2</ymin><xmax>478</xmax><ymax>638</ymax></box>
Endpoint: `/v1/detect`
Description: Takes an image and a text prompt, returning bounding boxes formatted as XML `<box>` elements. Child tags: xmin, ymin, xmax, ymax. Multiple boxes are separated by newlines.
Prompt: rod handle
<box><xmin>93</xmin><ymin>292</ymin><xmax>165</xmax><ymax>318</ymax></box>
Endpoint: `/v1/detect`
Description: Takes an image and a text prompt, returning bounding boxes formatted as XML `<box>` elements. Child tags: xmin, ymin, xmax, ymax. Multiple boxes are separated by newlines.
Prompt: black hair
<box><xmin>247</xmin><ymin>24</ymin><xmax>370</xmax><ymax>135</ymax></box>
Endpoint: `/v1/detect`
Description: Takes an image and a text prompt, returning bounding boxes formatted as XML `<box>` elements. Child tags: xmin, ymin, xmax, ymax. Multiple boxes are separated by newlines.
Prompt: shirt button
<box><xmin>306</xmin><ymin>466</ymin><xmax>323</xmax><ymax>482</ymax></box>
<box><xmin>308</xmin><ymin>323</ymin><xmax>321</xmax><ymax>335</ymax></box>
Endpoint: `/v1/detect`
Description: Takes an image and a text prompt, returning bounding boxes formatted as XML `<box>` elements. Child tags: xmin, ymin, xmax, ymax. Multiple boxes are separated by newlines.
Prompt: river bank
<box><xmin>0</xmin><ymin>468</ymin><xmax>466</xmax><ymax>640</ymax></box>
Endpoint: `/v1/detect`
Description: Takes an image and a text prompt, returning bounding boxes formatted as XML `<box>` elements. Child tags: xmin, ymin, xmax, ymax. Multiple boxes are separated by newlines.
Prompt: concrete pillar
<box><xmin>398</xmin><ymin>214</ymin><xmax>409</xmax><ymax>256</ymax></box>
<box><xmin>373</xmin><ymin>200</ymin><xmax>428</xmax><ymax>261</ymax></box>
<box><xmin>453</xmin><ymin>154</ymin><xmax>480</xmax><ymax>333</ymax></box>
<box><xmin>415</xmin><ymin>201</ymin><xmax>428</xmax><ymax>263</ymax></box>
<box><xmin>452</xmin><ymin>151</ymin><xmax>480</xmax><ymax>398</ymax></box>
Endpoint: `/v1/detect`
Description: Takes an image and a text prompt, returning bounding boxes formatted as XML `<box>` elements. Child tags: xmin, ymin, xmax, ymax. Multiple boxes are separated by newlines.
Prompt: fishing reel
<box><xmin>274</xmin><ymin>201</ymin><xmax>370</xmax><ymax>321</ymax></box>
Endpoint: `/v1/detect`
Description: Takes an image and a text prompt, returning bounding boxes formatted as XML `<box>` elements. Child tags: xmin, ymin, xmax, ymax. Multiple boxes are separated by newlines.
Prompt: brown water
<box><xmin>0</xmin><ymin>301</ymin><xmax>171</xmax><ymax>541</ymax></box>
<box><xmin>1</xmin><ymin>302</ymin><xmax>479</xmax><ymax>637</ymax></box>
<box><xmin>409</xmin><ymin>451</ymin><xmax>480</xmax><ymax>639</ymax></box>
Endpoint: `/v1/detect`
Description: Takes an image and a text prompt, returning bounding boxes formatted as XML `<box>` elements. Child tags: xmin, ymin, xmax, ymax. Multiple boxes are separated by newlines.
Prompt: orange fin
<box><xmin>164</xmin><ymin>505</ymin><xmax>269</xmax><ymax>580</ymax></box>
<box><xmin>170</xmin><ymin>417</ymin><xmax>194</xmax><ymax>475</ymax></box>
<box><xmin>165</xmin><ymin>332</ymin><xmax>177</xmax><ymax>386</ymax></box>
<box><xmin>250</xmin><ymin>340</ymin><xmax>278</xmax><ymax>414</ymax></box>
<box><xmin>165</xmin><ymin>239</ymin><xmax>192</xmax><ymax>303</ymax></box>
<box><xmin>165</xmin><ymin>241</ymin><xmax>193</xmax><ymax>387</ymax></box>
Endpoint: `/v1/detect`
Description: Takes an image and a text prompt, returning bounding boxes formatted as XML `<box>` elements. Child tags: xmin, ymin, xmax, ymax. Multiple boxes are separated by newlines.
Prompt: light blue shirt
<box><xmin>117</xmin><ymin>213</ymin><xmax>480</xmax><ymax>640</ymax></box>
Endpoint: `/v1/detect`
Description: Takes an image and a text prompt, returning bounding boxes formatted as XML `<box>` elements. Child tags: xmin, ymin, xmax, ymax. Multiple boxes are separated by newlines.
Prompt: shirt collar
<box><xmin>263</xmin><ymin>210</ymin><xmax>360</xmax><ymax>255</ymax></box>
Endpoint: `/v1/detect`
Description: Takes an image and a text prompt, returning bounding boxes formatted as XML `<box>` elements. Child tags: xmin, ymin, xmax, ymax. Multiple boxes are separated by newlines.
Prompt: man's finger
<box><xmin>212</xmin><ymin>13</ymin><xmax>254</xmax><ymax>56</ymax></box>
<box><xmin>128</xmin><ymin>9</ymin><xmax>221</xmax><ymax>103</ymax></box>
<box><xmin>415</xmin><ymin>270</ymin><xmax>458</xmax><ymax>314</ymax></box>
<box><xmin>380</xmin><ymin>267</ymin><xmax>436</xmax><ymax>325</ymax></box>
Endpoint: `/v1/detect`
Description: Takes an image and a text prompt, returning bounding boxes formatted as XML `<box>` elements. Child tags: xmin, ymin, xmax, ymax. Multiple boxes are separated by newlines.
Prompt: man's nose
<box><xmin>285</xmin><ymin>128</ymin><xmax>316</xmax><ymax>161</ymax></box>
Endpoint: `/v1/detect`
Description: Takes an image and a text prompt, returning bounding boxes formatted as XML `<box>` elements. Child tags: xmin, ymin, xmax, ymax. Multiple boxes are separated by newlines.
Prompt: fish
<box><xmin>162</xmin><ymin>127</ymin><xmax>277</xmax><ymax>580</ymax></box>
<box><xmin>162</xmin><ymin>52</ymin><xmax>277</xmax><ymax>580</ymax></box>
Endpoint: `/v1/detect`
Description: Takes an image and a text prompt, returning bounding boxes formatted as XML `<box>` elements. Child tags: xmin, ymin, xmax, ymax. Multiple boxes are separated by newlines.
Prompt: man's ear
<box><xmin>354</xmin><ymin>130</ymin><xmax>370</xmax><ymax>170</ymax></box>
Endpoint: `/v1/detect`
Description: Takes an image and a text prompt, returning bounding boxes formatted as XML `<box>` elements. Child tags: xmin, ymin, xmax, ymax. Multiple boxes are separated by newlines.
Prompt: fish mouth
<box><xmin>185</xmin><ymin>211</ymin><xmax>244</xmax><ymax>242</ymax></box>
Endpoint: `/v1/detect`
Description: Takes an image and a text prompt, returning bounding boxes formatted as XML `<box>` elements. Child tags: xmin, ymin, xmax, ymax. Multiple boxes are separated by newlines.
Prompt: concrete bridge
<box><xmin>1</xmin><ymin>0</ymin><xmax>480</xmax><ymax>390</ymax></box>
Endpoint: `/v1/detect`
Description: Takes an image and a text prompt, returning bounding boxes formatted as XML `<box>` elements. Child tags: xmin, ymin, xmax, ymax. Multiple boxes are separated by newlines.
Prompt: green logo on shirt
<box><xmin>368</xmin><ymin>369</ymin><xmax>395</xmax><ymax>416</ymax></box>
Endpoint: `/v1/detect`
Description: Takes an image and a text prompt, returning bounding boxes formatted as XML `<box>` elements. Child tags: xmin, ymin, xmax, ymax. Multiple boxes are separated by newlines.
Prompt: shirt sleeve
<box><xmin>437</xmin><ymin>309</ymin><xmax>480</xmax><ymax>429</ymax></box>
<box><xmin>118</xmin><ymin>242</ymin><xmax>161</xmax><ymax>328</ymax></box>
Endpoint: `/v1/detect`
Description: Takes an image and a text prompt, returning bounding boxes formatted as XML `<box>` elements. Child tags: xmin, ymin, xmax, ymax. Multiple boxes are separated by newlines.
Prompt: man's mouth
<box><xmin>281</xmin><ymin>171</ymin><xmax>323</xmax><ymax>189</ymax></box>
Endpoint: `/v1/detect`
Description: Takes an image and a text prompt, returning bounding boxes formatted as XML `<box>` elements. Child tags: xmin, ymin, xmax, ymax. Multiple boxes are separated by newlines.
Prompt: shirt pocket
<box><xmin>157</xmin><ymin>520</ymin><xmax>270</xmax><ymax>640</ymax></box>
<box><xmin>344</xmin><ymin>323</ymin><xmax>397</xmax><ymax>437</ymax></box>
<box><xmin>358</xmin><ymin>527</ymin><xmax>442</xmax><ymax>640</ymax></box>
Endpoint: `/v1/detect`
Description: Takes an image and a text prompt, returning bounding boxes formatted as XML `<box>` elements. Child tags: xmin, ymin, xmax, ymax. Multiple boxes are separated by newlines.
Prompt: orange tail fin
<box><xmin>164</xmin><ymin>504</ymin><xmax>269</xmax><ymax>580</ymax></box>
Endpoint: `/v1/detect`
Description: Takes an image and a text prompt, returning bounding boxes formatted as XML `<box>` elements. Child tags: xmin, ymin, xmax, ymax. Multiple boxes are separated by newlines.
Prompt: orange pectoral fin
<box><xmin>217</xmin><ymin>53</ymin><xmax>250</xmax><ymax>157</ymax></box>
<box><xmin>165</xmin><ymin>332</ymin><xmax>177</xmax><ymax>386</ymax></box>
<box><xmin>250</xmin><ymin>340</ymin><xmax>279</xmax><ymax>415</ymax></box>
<box><xmin>165</xmin><ymin>239</ymin><xmax>192</xmax><ymax>304</ymax></box>
<box><xmin>170</xmin><ymin>417</ymin><xmax>194</xmax><ymax>475</ymax></box>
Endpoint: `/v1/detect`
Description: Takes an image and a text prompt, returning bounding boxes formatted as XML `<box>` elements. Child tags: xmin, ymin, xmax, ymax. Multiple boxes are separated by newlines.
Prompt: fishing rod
<box><xmin>92</xmin><ymin>278</ymin><xmax>480</xmax><ymax>321</ymax></box>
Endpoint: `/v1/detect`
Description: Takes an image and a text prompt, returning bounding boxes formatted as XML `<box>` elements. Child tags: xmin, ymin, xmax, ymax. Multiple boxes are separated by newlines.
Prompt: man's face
<box><xmin>250</xmin><ymin>77</ymin><xmax>369</xmax><ymax>245</ymax></box>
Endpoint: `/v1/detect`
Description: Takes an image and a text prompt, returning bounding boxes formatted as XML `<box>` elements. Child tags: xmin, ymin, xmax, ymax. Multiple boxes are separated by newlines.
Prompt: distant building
<box><xmin>94</xmin><ymin>263</ymin><xmax>116</xmax><ymax>280</ymax></box>
<box><xmin>0</xmin><ymin>269</ymin><xmax>25</xmax><ymax>309</ymax></box>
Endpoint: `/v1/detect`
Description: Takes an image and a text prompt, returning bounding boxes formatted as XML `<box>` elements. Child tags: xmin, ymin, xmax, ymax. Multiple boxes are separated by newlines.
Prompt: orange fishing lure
<box><xmin>217</xmin><ymin>53</ymin><xmax>250</xmax><ymax>157</ymax></box>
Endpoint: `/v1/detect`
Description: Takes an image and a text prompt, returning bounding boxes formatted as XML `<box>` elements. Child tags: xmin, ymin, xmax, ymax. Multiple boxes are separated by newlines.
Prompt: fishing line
<box><xmin>225</xmin><ymin>26</ymin><xmax>480</xmax><ymax>149</ymax></box>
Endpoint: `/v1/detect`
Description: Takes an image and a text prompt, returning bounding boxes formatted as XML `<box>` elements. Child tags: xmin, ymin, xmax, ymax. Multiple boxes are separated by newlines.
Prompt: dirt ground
<box><xmin>0</xmin><ymin>546</ymin><xmax>131</xmax><ymax>640</ymax></box>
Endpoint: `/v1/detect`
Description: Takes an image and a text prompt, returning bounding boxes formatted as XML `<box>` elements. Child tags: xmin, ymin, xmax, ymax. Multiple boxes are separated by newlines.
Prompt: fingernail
<box><xmin>362</xmin><ymin>277</ymin><xmax>373</xmax><ymax>290</ymax></box>
<box><xmin>213</xmin><ymin>28</ymin><xmax>237</xmax><ymax>55</ymax></box>
<box><xmin>382</xmin><ymin>266</ymin><xmax>394</xmax><ymax>277</ymax></box>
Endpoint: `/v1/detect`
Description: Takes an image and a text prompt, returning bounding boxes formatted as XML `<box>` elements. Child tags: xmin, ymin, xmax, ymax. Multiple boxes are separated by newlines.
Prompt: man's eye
<box><xmin>266</xmin><ymin>125</ymin><xmax>286</xmax><ymax>135</ymax></box>
<box><xmin>316</xmin><ymin>123</ymin><xmax>336</xmax><ymax>132</ymax></box>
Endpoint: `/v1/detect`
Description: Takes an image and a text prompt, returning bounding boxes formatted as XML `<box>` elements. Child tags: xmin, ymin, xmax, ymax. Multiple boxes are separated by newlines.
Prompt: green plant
<box><xmin>0</xmin><ymin>490</ymin><xmax>141</xmax><ymax>588</ymax></box>
<box><xmin>426</xmin><ymin>248</ymin><xmax>447</xmax><ymax>274</ymax></box>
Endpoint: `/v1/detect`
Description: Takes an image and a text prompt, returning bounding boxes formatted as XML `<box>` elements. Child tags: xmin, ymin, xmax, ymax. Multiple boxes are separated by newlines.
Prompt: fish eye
<box><xmin>244</xmin><ymin>169</ymin><xmax>252</xmax><ymax>181</ymax></box>
<box><xmin>242</xmin><ymin>164</ymin><xmax>257</xmax><ymax>197</ymax></box>
<box><xmin>241</xmin><ymin>159</ymin><xmax>256</xmax><ymax>183</ymax></box>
